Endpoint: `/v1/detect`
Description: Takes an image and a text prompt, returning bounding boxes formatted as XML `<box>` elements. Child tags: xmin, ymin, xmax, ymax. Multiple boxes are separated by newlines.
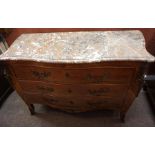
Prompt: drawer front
<box><xmin>24</xmin><ymin>93</ymin><xmax>123</xmax><ymax>112</ymax></box>
<box><xmin>19</xmin><ymin>80</ymin><xmax>128</xmax><ymax>98</ymax></box>
<box><xmin>13</xmin><ymin>65</ymin><xmax>134</xmax><ymax>84</ymax></box>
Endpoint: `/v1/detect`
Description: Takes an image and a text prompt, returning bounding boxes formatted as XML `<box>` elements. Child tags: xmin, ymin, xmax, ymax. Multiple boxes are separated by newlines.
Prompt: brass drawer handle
<box><xmin>138</xmin><ymin>75</ymin><xmax>144</xmax><ymax>82</ymax></box>
<box><xmin>86</xmin><ymin>73</ymin><xmax>109</xmax><ymax>83</ymax></box>
<box><xmin>87</xmin><ymin>100</ymin><xmax>110</xmax><ymax>107</ymax></box>
<box><xmin>32</xmin><ymin>71</ymin><xmax>51</xmax><ymax>79</ymax></box>
<box><xmin>88</xmin><ymin>88</ymin><xmax>109</xmax><ymax>96</ymax></box>
<box><xmin>43</xmin><ymin>98</ymin><xmax>58</xmax><ymax>104</ymax></box>
<box><xmin>4</xmin><ymin>71</ymin><xmax>13</xmax><ymax>85</ymax></box>
<box><xmin>37</xmin><ymin>86</ymin><xmax>54</xmax><ymax>92</ymax></box>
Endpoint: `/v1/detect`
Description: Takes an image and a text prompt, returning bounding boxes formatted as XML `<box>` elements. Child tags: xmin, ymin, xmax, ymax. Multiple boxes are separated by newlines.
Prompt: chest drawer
<box><xmin>19</xmin><ymin>80</ymin><xmax>128</xmax><ymax>98</ymax></box>
<box><xmin>23</xmin><ymin>93</ymin><xmax>123</xmax><ymax>112</ymax></box>
<box><xmin>12</xmin><ymin>65</ymin><xmax>134</xmax><ymax>84</ymax></box>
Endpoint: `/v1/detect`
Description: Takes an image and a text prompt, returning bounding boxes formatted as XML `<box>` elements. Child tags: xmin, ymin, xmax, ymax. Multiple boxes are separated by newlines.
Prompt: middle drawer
<box><xmin>18</xmin><ymin>80</ymin><xmax>128</xmax><ymax>98</ymax></box>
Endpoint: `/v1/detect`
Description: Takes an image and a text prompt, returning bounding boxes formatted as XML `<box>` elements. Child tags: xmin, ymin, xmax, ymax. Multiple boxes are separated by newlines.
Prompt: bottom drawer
<box><xmin>23</xmin><ymin>93</ymin><xmax>124</xmax><ymax>112</ymax></box>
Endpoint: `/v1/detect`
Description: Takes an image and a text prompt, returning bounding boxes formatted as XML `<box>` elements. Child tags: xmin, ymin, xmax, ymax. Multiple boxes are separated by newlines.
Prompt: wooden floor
<box><xmin>0</xmin><ymin>90</ymin><xmax>155</xmax><ymax>127</ymax></box>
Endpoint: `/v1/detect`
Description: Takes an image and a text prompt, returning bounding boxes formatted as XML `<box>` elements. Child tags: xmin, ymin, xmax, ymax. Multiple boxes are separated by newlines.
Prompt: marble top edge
<box><xmin>0</xmin><ymin>30</ymin><xmax>155</xmax><ymax>63</ymax></box>
<box><xmin>19</xmin><ymin>30</ymin><xmax>143</xmax><ymax>36</ymax></box>
<box><xmin>1</xmin><ymin>56</ymin><xmax>154</xmax><ymax>63</ymax></box>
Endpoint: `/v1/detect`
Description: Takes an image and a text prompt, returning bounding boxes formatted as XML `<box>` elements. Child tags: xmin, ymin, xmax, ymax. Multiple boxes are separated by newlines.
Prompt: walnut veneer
<box><xmin>3</xmin><ymin>60</ymin><xmax>146</xmax><ymax>122</ymax></box>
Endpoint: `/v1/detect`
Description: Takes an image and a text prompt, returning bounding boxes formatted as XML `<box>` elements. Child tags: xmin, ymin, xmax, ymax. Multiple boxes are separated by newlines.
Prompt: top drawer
<box><xmin>12</xmin><ymin>65</ymin><xmax>134</xmax><ymax>84</ymax></box>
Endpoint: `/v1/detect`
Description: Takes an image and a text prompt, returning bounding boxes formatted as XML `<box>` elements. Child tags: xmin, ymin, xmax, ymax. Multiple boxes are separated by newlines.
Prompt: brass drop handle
<box><xmin>37</xmin><ymin>86</ymin><xmax>54</xmax><ymax>92</ymax></box>
<box><xmin>32</xmin><ymin>71</ymin><xmax>51</xmax><ymax>79</ymax></box>
<box><xmin>88</xmin><ymin>88</ymin><xmax>109</xmax><ymax>96</ymax></box>
<box><xmin>86</xmin><ymin>73</ymin><xmax>109</xmax><ymax>83</ymax></box>
<box><xmin>4</xmin><ymin>70</ymin><xmax>10</xmax><ymax>80</ymax></box>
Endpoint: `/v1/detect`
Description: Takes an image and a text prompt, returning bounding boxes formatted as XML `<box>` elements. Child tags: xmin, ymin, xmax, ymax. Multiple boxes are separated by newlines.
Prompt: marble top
<box><xmin>0</xmin><ymin>30</ymin><xmax>155</xmax><ymax>63</ymax></box>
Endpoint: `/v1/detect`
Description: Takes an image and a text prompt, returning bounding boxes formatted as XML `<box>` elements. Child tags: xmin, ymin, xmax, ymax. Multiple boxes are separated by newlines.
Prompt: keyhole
<box><xmin>65</xmin><ymin>73</ymin><xmax>70</xmax><ymax>77</ymax></box>
<box><xmin>69</xmin><ymin>101</ymin><xmax>74</xmax><ymax>104</ymax></box>
<box><xmin>68</xmin><ymin>89</ymin><xmax>72</xmax><ymax>93</ymax></box>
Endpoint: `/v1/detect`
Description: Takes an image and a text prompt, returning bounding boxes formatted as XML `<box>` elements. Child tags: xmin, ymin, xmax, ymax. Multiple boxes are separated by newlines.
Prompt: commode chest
<box><xmin>0</xmin><ymin>31</ymin><xmax>154</xmax><ymax>122</ymax></box>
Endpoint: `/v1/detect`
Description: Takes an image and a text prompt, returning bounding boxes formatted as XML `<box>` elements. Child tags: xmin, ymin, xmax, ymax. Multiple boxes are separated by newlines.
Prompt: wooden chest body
<box><xmin>4</xmin><ymin>60</ymin><xmax>146</xmax><ymax>121</ymax></box>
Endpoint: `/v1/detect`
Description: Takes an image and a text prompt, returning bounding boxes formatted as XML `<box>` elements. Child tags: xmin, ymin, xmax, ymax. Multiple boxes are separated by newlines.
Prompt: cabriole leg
<box><xmin>120</xmin><ymin>112</ymin><xmax>126</xmax><ymax>123</ymax></box>
<box><xmin>28</xmin><ymin>104</ymin><xmax>35</xmax><ymax>115</ymax></box>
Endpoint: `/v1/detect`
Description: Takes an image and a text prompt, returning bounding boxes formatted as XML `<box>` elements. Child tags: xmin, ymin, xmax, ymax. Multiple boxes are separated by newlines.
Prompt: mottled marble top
<box><xmin>0</xmin><ymin>30</ymin><xmax>155</xmax><ymax>63</ymax></box>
